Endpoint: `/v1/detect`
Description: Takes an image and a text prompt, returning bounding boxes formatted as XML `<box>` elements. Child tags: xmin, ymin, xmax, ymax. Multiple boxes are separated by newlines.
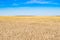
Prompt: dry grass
<box><xmin>0</xmin><ymin>16</ymin><xmax>60</xmax><ymax>40</ymax></box>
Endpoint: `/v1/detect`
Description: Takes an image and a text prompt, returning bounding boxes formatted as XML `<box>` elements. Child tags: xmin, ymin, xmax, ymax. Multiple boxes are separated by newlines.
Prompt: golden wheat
<box><xmin>0</xmin><ymin>16</ymin><xmax>60</xmax><ymax>40</ymax></box>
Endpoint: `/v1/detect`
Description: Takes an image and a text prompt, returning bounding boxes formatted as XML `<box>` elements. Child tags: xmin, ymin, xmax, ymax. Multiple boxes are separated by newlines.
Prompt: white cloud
<box><xmin>51</xmin><ymin>3</ymin><xmax>60</xmax><ymax>5</ymax></box>
<box><xmin>0</xmin><ymin>8</ymin><xmax>60</xmax><ymax>16</ymax></box>
<box><xmin>26</xmin><ymin>0</ymin><xmax>49</xmax><ymax>4</ymax></box>
<box><xmin>26</xmin><ymin>1</ymin><xmax>49</xmax><ymax>4</ymax></box>
<box><xmin>12</xmin><ymin>3</ymin><xmax>19</xmax><ymax>6</ymax></box>
<box><xmin>25</xmin><ymin>0</ymin><xmax>60</xmax><ymax>5</ymax></box>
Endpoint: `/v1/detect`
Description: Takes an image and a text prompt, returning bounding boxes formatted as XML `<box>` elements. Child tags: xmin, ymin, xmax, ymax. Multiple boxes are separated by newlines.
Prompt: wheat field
<box><xmin>0</xmin><ymin>16</ymin><xmax>60</xmax><ymax>40</ymax></box>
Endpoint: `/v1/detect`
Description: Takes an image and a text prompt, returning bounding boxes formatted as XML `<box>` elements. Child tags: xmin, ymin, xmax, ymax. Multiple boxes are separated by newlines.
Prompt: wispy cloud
<box><xmin>25</xmin><ymin>0</ymin><xmax>60</xmax><ymax>5</ymax></box>
<box><xmin>12</xmin><ymin>3</ymin><xmax>19</xmax><ymax>6</ymax></box>
<box><xmin>25</xmin><ymin>0</ymin><xmax>49</xmax><ymax>4</ymax></box>
<box><xmin>26</xmin><ymin>1</ymin><xmax>49</xmax><ymax>4</ymax></box>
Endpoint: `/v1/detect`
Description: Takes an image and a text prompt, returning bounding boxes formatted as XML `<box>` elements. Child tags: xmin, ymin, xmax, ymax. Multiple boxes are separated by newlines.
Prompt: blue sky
<box><xmin>0</xmin><ymin>0</ymin><xmax>60</xmax><ymax>16</ymax></box>
<box><xmin>0</xmin><ymin>0</ymin><xmax>60</xmax><ymax>7</ymax></box>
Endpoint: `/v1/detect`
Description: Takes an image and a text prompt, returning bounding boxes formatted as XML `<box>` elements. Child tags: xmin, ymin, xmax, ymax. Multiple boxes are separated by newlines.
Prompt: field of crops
<box><xmin>0</xmin><ymin>16</ymin><xmax>60</xmax><ymax>40</ymax></box>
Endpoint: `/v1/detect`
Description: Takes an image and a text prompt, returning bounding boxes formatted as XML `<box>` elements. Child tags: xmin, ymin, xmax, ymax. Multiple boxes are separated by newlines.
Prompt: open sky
<box><xmin>0</xmin><ymin>0</ymin><xmax>60</xmax><ymax>16</ymax></box>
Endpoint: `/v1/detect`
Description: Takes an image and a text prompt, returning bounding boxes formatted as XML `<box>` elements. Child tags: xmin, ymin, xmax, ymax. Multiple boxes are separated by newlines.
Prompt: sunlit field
<box><xmin>0</xmin><ymin>16</ymin><xmax>60</xmax><ymax>40</ymax></box>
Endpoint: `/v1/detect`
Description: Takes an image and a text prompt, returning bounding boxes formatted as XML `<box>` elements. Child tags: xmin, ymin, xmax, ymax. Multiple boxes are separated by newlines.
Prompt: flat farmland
<box><xmin>0</xmin><ymin>16</ymin><xmax>60</xmax><ymax>40</ymax></box>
